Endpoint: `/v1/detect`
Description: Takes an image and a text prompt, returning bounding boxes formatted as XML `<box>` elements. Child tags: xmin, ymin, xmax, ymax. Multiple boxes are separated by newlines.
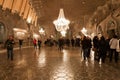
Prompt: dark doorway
<box><xmin>107</xmin><ymin>29</ymin><xmax>115</xmax><ymax>38</ymax></box>
<box><xmin>0</xmin><ymin>22</ymin><xmax>6</xmax><ymax>44</ymax></box>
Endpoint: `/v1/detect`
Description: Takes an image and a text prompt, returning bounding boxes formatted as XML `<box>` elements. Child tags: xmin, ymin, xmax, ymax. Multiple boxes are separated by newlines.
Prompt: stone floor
<box><xmin>0</xmin><ymin>47</ymin><xmax>120</xmax><ymax>80</ymax></box>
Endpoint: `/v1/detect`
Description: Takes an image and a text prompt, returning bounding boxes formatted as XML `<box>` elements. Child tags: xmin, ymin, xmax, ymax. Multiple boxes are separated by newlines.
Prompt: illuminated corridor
<box><xmin>0</xmin><ymin>0</ymin><xmax>120</xmax><ymax>80</ymax></box>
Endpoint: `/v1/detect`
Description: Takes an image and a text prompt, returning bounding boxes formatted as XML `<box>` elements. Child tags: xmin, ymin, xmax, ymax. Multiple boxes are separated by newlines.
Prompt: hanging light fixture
<box><xmin>39</xmin><ymin>28</ymin><xmax>45</xmax><ymax>35</ymax></box>
<box><xmin>53</xmin><ymin>8</ymin><xmax>70</xmax><ymax>32</ymax></box>
<box><xmin>81</xmin><ymin>27</ymin><xmax>87</xmax><ymax>36</ymax></box>
<box><xmin>60</xmin><ymin>30</ymin><xmax>67</xmax><ymax>37</ymax></box>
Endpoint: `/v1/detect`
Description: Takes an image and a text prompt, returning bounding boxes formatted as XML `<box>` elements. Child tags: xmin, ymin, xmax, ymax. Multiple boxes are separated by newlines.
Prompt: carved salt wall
<box><xmin>99</xmin><ymin>7</ymin><xmax>120</xmax><ymax>38</ymax></box>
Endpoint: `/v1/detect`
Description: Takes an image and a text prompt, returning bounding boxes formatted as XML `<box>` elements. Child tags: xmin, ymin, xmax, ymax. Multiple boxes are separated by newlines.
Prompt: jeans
<box><xmin>110</xmin><ymin>49</ymin><xmax>118</xmax><ymax>62</ymax></box>
<box><xmin>83</xmin><ymin>48</ymin><xmax>88</xmax><ymax>60</ymax></box>
<box><xmin>7</xmin><ymin>49</ymin><xmax>13</xmax><ymax>60</ymax></box>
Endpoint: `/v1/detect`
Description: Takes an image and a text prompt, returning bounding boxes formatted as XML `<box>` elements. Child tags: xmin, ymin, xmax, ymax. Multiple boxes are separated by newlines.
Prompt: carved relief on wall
<box><xmin>111</xmin><ymin>8</ymin><xmax>120</xmax><ymax>38</ymax></box>
<box><xmin>106</xmin><ymin>20</ymin><xmax>117</xmax><ymax>38</ymax></box>
<box><xmin>107</xmin><ymin>20</ymin><xmax>116</xmax><ymax>29</ymax></box>
<box><xmin>97</xmin><ymin>25</ymin><xmax>103</xmax><ymax>34</ymax></box>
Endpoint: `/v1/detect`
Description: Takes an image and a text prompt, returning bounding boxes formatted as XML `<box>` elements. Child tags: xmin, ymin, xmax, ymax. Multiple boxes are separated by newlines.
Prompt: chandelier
<box><xmin>53</xmin><ymin>8</ymin><xmax>70</xmax><ymax>32</ymax></box>
<box><xmin>39</xmin><ymin>28</ymin><xmax>45</xmax><ymax>35</ymax></box>
<box><xmin>81</xmin><ymin>27</ymin><xmax>87</xmax><ymax>36</ymax></box>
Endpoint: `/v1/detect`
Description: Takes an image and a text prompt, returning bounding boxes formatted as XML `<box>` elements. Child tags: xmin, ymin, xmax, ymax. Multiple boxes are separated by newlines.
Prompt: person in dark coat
<box><xmin>71</xmin><ymin>38</ymin><xmax>75</xmax><ymax>47</ymax></box>
<box><xmin>5</xmin><ymin>36</ymin><xmax>15</xmax><ymax>60</ymax></box>
<box><xmin>19</xmin><ymin>39</ymin><xmax>23</xmax><ymax>49</ymax></box>
<box><xmin>66</xmin><ymin>38</ymin><xmax>70</xmax><ymax>47</ymax></box>
<box><xmin>87</xmin><ymin>36</ymin><xmax>92</xmax><ymax>58</ymax></box>
<box><xmin>93</xmin><ymin>36</ymin><xmax>99</xmax><ymax>60</ymax></box>
<box><xmin>81</xmin><ymin>36</ymin><xmax>90</xmax><ymax>60</ymax></box>
<box><xmin>98</xmin><ymin>36</ymin><xmax>107</xmax><ymax>63</ymax></box>
<box><xmin>106</xmin><ymin>37</ymin><xmax>110</xmax><ymax>57</ymax></box>
<box><xmin>75</xmin><ymin>38</ymin><xmax>80</xmax><ymax>47</ymax></box>
<box><xmin>58</xmin><ymin>37</ymin><xmax>64</xmax><ymax>51</ymax></box>
<box><xmin>38</xmin><ymin>39</ymin><xmax>42</xmax><ymax>50</ymax></box>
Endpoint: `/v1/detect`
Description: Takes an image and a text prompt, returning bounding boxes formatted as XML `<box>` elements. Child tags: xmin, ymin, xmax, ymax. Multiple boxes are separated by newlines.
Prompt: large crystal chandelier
<box><xmin>53</xmin><ymin>8</ymin><xmax>70</xmax><ymax>32</ymax></box>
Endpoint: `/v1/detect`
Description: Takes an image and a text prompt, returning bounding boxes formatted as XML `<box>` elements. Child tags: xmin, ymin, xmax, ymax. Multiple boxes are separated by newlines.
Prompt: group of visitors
<box><xmin>57</xmin><ymin>37</ymin><xmax>81</xmax><ymax>50</ymax></box>
<box><xmin>91</xmin><ymin>35</ymin><xmax>119</xmax><ymax>63</ymax></box>
<box><xmin>44</xmin><ymin>37</ymin><xmax>81</xmax><ymax>48</ymax></box>
<box><xmin>33</xmin><ymin>38</ymin><xmax>42</xmax><ymax>49</ymax></box>
<box><xmin>4</xmin><ymin>34</ymin><xmax>120</xmax><ymax>63</ymax></box>
<box><xmin>4</xmin><ymin>36</ymin><xmax>42</xmax><ymax>61</ymax></box>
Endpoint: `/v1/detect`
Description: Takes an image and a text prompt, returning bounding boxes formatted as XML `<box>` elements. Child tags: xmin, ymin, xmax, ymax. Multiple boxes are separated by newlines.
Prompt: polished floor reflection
<box><xmin>0</xmin><ymin>47</ymin><xmax>120</xmax><ymax>80</ymax></box>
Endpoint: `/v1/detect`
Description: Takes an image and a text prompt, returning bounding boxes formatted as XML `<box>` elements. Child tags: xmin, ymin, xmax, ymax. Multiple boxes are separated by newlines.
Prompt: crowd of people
<box><xmin>43</xmin><ymin>37</ymin><xmax>81</xmax><ymax>51</ymax></box>
<box><xmin>4</xmin><ymin>34</ymin><xmax>120</xmax><ymax>63</ymax></box>
<box><xmin>83</xmin><ymin>34</ymin><xmax>120</xmax><ymax>63</ymax></box>
<box><xmin>44</xmin><ymin>34</ymin><xmax>120</xmax><ymax>63</ymax></box>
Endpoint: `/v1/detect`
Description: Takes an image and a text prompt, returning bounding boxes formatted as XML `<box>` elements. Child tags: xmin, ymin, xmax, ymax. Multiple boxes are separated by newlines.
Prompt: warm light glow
<box><xmin>76</xmin><ymin>35</ymin><xmax>81</xmax><ymax>38</ymax></box>
<box><xmin>16</xmin><ymin>32</ymin><xmax>25</xmax><ymax>36</ymax></box>
<box><xmin>38</xmin><ymin>50</ymin><xmax>46</xmax><ymax>67</ymax></box>
<box><xmin>27</xmin><ymin>17</ymin><xmax>32</xmax><ymax>23</ymax></box>
<box><xmin>81</xmin><ymin>27</ymin><xmax>87</xmax><ymax>36</ymax></box>
<box><xmin>62</xmin><ymin>50</ymin><xmax>69</xmax><ymax>62</ymax></box>
<box><xmin>81</xmin><ymin>27</ymin><xmax>87</xmax><ymax>33</ymax></box>
<box><xmin>13</xmin><ymin>28</ymin><xmax>27</xmax><ymax>33</ymax></box>
<box><xmin>53</xmin><ymin>8</ymin><xmax>70</xmax><ymax>32</ymax></box>
<box><xmin>33</xmin><ymin>33</ymin><xmax>39</xmax><ymax>39</ymax></box>
<box><xmin>14</xmin><ymin>32</ymin><xmax>25</xmax><ymax>39</ymax></box>
<box><xmin>60</xmin><ymin>31</ymin><xmax>67</xmax><ymax>37</ymax></box>
<box><xmin>39</xmin><ymin>28</ymin><xmax>45</xmax><ymax>35</ymax></box>
<box><xmin>51</xmin><ymin>35</ymin><xmax>54</xmax><ymax>38</ymax></box>
<box><xmin>13</xmin><ymin>28</ymin><xmax>27</xmax><ymax>39</ymax></box>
